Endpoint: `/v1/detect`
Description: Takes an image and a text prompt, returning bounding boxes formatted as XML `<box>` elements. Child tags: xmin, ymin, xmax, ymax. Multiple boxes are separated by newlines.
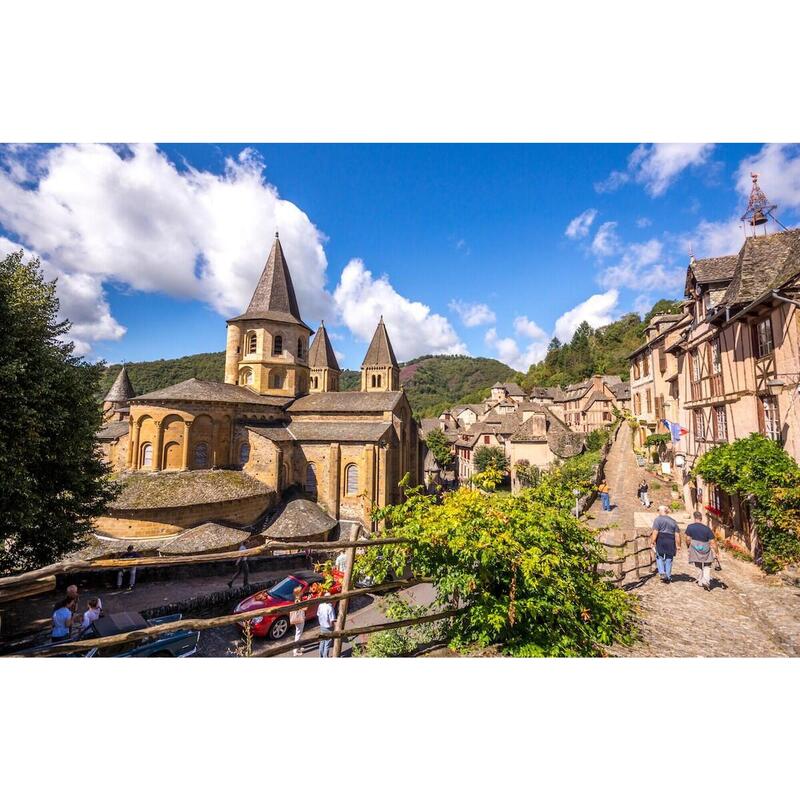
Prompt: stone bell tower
<box><xmin>360</xmin><ymin>316</ymin><xmax>400</xmax><ymax>392</ymax></box>
<box><xmin>308</xmin><ymin>321</ymin><xmax>341</xmax><ymax>392</ymax></box>
<box><xmin>224</xmin><ymin>233</ymin><xmax>312</xmax><ymax>397</ymax></box>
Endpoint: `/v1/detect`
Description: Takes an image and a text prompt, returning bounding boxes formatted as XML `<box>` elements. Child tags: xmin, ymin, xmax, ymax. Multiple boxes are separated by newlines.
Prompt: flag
<box><xmin>662</xmin><ymin>419</ymin><xmax>688</xmax><ymax>443</ymax></box>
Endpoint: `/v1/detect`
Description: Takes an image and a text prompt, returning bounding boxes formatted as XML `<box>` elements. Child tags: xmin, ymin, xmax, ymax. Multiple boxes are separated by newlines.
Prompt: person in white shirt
<box><xmin>317</xmin><ymin>593</ymin><xmax>336</xmax><ymax>658</ymax></box>
<box><xmin>80</xmin><ymin>598</ymin><xmax>102</xmax><ymax>631</ymax></box>
<box><xmin>335</xmin><ymin>550</ymin><xmax>347</xmax><ymax>573</ymax></box>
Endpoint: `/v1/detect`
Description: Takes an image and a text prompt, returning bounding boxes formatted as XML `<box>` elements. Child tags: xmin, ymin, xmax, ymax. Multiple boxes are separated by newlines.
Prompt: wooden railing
<box><xmin>2</xmin><ymin>535</ymin><xmax>459</xmax><ymax>659</ymax></box>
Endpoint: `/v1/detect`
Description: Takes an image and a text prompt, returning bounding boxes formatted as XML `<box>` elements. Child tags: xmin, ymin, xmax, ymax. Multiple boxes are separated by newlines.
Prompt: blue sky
<box><xmin>2</xmin><ymin>143</ymin><xmax>799</xmax><ymax>371</ymax></box>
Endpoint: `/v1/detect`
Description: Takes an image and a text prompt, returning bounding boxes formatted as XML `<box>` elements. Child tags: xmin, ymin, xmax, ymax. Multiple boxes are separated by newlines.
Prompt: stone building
<box><xmin>536</xmin><ymin>375</ymin><xmax>630</xmax><ymax>433</ymax></box>
<box><xmin>98</xmin><ymin>234</ymin><xmax>420</xmax><ymax>535</ymax></box>
<box><xmin>628</xmin><ymin>314</ymin><xmax>686</xmax><ymax>447</ymax></box>
<box><xmin>627</xmin><ymin>178</ymin><xmax>800</xmax><ymax>556</ymax></box>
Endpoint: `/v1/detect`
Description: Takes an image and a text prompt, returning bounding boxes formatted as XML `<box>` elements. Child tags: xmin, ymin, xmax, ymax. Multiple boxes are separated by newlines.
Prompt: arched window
<box><xmin>271</xmin><ymin>371</ymin><xmax>284</xmax><ymax>389</ymax></box>
<box><xmin>248</xmin><ymin>333</ymin><xmax>257</xmax><ymax>354</ymax></box>
<box><xmin>371</xmin><ymin>374</ymin><xmax>377</xmax><ymax>388</ymax></box>
<box><xmin>345</xmin><ymin>463</ymin><xmax>359</xmax><ymax>496</ymax></box>
<box><xmin>273</xmin><ymin>335</ymin><xmax>283</xmax><ymax>356</ymax></box>
<box><xmin>312</xmin><ymin>376</ymin><xmax>319</xmax><ymax>389</ymax></box>
<box><xmin>239</xmin><ymin>442</ymin><xmax>250</xmax><ymax>464</ymax></box>
<box><xmin>376</xmin><ymin>374</ymin><xmax>382</xmax><ymax>388</ymax></box>
<box><xmin>141</xmin><ymin>443</ymin><xmax>153</xmax><ymax>468</ymax></box>
<box><xmin>305</xmin><ymin>463</ymin><xmax>318</xmax><ymax>496</ymax></box>
<box><xmin>239</xmin><ymin>367</ymin><xmax>253</xmax><ymax>386</ymax></box>
<box><xmin>297</xmin><ymin>337</ymin><xmax>304</xmax><ymax>359</ymax></box>
<box><xmin>194</xmin><ymin>442</ymin><xmax>209</xmax><ymax>468</ymax></box>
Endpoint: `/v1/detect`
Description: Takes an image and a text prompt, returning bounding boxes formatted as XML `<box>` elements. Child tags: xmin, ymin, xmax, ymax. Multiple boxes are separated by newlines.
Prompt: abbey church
<box><xmin>98</xmin><ymin>234</ymin><xmax>420</xmax><ymax>530</ymax></box>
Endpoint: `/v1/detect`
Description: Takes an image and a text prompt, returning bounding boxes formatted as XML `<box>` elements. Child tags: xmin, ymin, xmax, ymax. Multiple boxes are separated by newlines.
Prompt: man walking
<box><xmin>117</xmin><ymin>545</ymin><xmax>141</xmax><ymax>591</ymax></box>
<box><xmin>685</xmin><ymin>511</ymin><xmax>719</xmax><ymax>591</ymax></box>
<box><xmin>317</xmin><ymin>592</ymin><xmax>336</xmax><ymax>658</ymax></box>
<box><xmin>227</xmin><ymin>543</ymin><xmax>250</xmax><ymax>589</ymax></box>
<box><xmin>598</xmin><ymin>480</ymin><xmax>611</xmax><ymax>512</ymax></box>
<box><xmin>650</xmin><ymin>505</ymin><xmax>681</xmax><ymax>583</ymax></box>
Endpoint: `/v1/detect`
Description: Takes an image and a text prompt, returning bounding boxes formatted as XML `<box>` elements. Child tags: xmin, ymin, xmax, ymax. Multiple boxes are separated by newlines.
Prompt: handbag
<box><xmin>289</xmin><ymin>609</ymin><xmax>304</xmax><ymax>626</ymax></box>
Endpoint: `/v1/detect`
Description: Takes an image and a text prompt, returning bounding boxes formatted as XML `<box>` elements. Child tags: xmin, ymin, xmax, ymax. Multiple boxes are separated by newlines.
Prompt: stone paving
<box><xmin>588</xmin><ymin>428</ymin><xmax>800</xmax><ymax>657</ymax></box>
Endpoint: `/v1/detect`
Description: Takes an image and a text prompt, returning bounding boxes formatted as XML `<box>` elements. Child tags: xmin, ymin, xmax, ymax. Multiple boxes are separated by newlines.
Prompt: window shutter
<box><xmin>756</xmin><ymin>396</ymin><xmax>766</xmax><ymax>435</ymax></box>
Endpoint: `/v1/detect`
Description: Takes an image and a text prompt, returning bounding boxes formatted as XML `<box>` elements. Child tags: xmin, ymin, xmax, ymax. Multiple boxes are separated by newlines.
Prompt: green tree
<box><xmin>0</xmin><ymin>251</ymin><xmax>119</xmax><ymax>574</ymax></box>
<box><xmin>694</xmin><ymin>434</ymin><xmax>800</xmax><ymax>572</ymax></box>
<box><xmin>473</xmin><ymin>445</ymin><xmax>509</xmax><ymax>474</ymax></box>
<box><xmin>425</xmin><ymin>428</ymin><xmax>453</xmax><ymax>470</ymax></box>
<box><xmin>356</xmin><ymin>477</ymin><xmax>636</xmax><ymax>656</ymax></box>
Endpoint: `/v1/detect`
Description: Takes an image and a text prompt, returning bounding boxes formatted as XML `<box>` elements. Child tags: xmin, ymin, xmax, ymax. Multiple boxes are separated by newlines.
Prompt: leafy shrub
<box><xmin>356</xmin><ymin>477</ymin><xmax>636</xmax><ymax>657</ymax></box>
<box><xmin>694</xmin><ymin>434</ymin><xmax>800</xmax><ymax>572</ymax></box>
<box><xmin>585</xmin><ymin>427</ymin><xmax>611</xmax><ymax>452</ymax></box>
<box><xmin>473</xmin><ymin>445</ymin><xmax>509</xmax><ymax>474</ymax></box>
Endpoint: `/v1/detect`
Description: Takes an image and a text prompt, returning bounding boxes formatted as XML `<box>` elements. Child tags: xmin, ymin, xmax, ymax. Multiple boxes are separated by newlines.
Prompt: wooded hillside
<box><xmin>99</xmin><ymin>299</ymin><xmax>680</xmax><ymax>418</ymax></box>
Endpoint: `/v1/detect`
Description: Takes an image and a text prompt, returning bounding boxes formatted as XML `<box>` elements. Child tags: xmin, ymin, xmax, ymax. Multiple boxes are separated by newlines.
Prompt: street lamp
<box><xmin>572</xmin><ymin>488</ymin><xmax>581</xmax><ymax>518</ymax></box>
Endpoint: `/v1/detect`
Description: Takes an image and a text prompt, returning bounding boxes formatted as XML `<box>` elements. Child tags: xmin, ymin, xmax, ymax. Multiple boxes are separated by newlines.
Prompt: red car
<box><xmin>234</xmin><ymin>569</ymin><xmax>343</xmax><ymax>640</ymax></box>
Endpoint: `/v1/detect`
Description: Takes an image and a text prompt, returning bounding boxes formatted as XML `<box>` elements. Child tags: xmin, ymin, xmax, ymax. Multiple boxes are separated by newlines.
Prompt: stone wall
<box><xmin>95</xmin><ymin>491</ymin><xmax>277</xmax><ymax>539</ymax></box>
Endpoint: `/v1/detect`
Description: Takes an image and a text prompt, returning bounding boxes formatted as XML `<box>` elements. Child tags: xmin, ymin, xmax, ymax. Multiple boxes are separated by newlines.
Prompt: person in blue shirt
<box><xmin>650</xmin><ymin>505</ymin><xmax>681</xmax><ymax>583</ymax></box>
<box><xmin>51</xmin><ymin>597</ymin><xmax>77</xmax><ymax>642</ymax></box>
<box><xmin>684</xmin><ymin>511</ymin><xmax>719</xmax><ymax>591</ymax></box>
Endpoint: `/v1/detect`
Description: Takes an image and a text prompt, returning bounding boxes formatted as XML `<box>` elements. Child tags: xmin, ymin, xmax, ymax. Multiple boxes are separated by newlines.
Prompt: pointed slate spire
<box><xmin>308</xmin><ymin>321</ymin><xmax>340</xmax><ymax>370</ymax></box>
<box><xmin>361</xmin><ymin>316</ymin><xmax>399</xmax><ymax>368</ymax></box>
<box><xmin>229</xmin><ymin>233</ymin><xmax>309</xmax><ymax>328</ymax></box>
<box><xmin>104</xmin><ymin>366</ymin><xmax>135</xmax><ymax>403</ymax></box>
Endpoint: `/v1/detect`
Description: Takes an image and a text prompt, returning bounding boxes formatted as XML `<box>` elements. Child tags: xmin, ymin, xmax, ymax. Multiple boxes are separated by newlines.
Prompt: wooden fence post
<box><xmin>332</xmin><ymin>523</ymin><xmax>358</xmax><ymax>658</ymax></box>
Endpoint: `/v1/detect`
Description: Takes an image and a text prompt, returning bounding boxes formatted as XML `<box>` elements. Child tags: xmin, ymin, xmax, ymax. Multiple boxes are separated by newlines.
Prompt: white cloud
<box><xmin>736</xmin><ymin>143</ymin><xmax>800</xmax><ymax>216</ymax></box>
<box><xmin>484</xmin><ymin>327</ymin><xmax>547</xmax><ymax>372</ymax></box>
<box><xmin>554</xmin><ymin>289</ymin><xmax>620</xmax><ymax>342</ymax></box>
<box><xmin>485</xmin><ymin>290</ymin><xmax>625</xmax><ymax>369</ymax></box>
<box><xmin>693</xmin><ymin>217</ymin><xmax>745</xmax><ymax>259</ymax></box>
<box><xmin>0</xmin><ymin>235</ymin><xmax>125</xmax><ymax>356</ymax></box>
<box><xmin>0</xmin><ymin>143</ymin><xmax>332</xmax><ymax>353</ymax></box>
<box><xmin>333</xmin><ymin>259</ymin><xmax>467</xmax><ymax>362</ymax></box>
<box><xmin>594</xmin><ymin>170</ymin><xmax>629</xmax><ymax>194</ymax></box>
<box><xmin>597</xmin><ymin>235</ymin><xmax>684</xmax><ymax>294</ymax></box>
<box><xmin>454</xmin><ymin>238</ymin><xmax>471</xmax><ymax>255</ymax></box>
<box><xmin>629</xmin><ymin>143</ymin><xmax>715</xmax><ymax>197</ymax></box>
<box><xmin>513</xmin><ymin>315</ymin><xmax>548</xmax><ymax>340</ymax></box>
<box><xmin>632</xmin><ymin>294</ymin><xmax>654</xmax><ymax>316</ymax></box>
<box><xmin>595</xmin><ymin>144</ymin><xmax>715</xmax><ymax>197</ymax></box>
<box><xmin>564</xmin><ymin>208</ymin><xmax>597</xmax><ymax>239</ymax></box>
<box><xmin>448</xmin><ymin>299</ymin><xmax>496</xmax><ymax>327</ymax></box>
<box><xmin>591</xmin><ymin>221</ymin><xmax>621</xmax><ymax>257</ymax></box>
<box><xmin>636</xmin><ymin>216</ymin><xmax>652</xmax><ymax>228</ymax></box>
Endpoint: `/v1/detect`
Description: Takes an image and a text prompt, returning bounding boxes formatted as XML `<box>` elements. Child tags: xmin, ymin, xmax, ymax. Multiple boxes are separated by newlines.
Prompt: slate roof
<box><xmin>543</xmin><ymin>409</ymin><xmax>584</xmax><ymax>459</ymax></box>
<box><xmin>227</xmin><ymin>234</ymin><xmax>311</xmax><ymax>330</ymax></box>
<box><xmin>245</xmin><ymin>424</ymin><xmax>294</xmax><ymax>442</ymax></box>
<box><xmin>97</xmin><ymin>420</ymin><xmax>129</xmax><ymax>441</ymax></box>
<box><xmin>509</xmin><ymin>415</ymin><xmax>547</xmax><ymax>443</ymax></box>
<box><xmin>133</xmin><ymin>378</ymin><xmax>290</xmax><ymax>407</ymax></box>
<box><xmin>501</xmin><ymin>382</ymin><xmax>526</xmax><ymax>396</ymax></box>
<box><xmin>420</xmin><ymin>418</ymin><xmax>441</xmax><ymax>435</ymax></box>
<box><xmin>288</xmin><ymin>421</ymin><xmax>392</xmax><ymax>442</ymax></box>
<box><xmin>721</xmin><ymin>229</ymin><xmax>800</xmax><ymax>306</ymax></box>
<box><xmin>105</xmin><ymin>366</ymin><xmax>135</xmax><ymax>403</ymax></box>
<box><xmin>261</xmin><ymin>498</ymin><xmax>337</xmax><ymax>541</ymax></box>
<box><xmin>287</xmin><ymin>391</ymin><xmax>404</xmax><ymax>414</ymax></box>
<box><xmin>158</xmin><ymin>522</ymin><xmax>250</xmax><ymax>554</ymax></box>
<box><xmin>611</xmin><ymin>382</ymin><xmax>631</xmax><ymax>401</ymax></box>
<box><xmin>688</xmin><ymin>254</ymin><xmax>738</xmax><ymax>287</ymax></box>
<box><xmin>362</xmin><ymin>317</ymin><xmax>399</xmax><ymax>368</ymax></box>
<box><xmin>308</xmin><ymin>322</ymin><xmax>340</xmax><ymax>370</ymax></box>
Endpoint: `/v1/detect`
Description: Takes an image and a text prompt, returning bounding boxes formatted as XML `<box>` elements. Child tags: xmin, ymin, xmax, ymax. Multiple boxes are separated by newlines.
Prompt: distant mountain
<box><xmin>100</xmin><ymin>352</ymin><xmax>518</xmax><ymax>419</ymax></box>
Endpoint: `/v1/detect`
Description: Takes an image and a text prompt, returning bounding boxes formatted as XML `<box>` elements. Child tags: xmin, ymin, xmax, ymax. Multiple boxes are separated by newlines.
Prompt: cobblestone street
<box><xmin>589</xmin><ymin>428</ymin><xmax>800</xmax><ymax>657</ymax></box>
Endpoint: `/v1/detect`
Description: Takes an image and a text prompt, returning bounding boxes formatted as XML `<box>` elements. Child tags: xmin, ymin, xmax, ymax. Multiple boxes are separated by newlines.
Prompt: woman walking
<box><xmin>290</xmin><ymin>585</ymin><xmax>306</xmax><ymax>656</ymax></box>
<box><xmin>685</xmin><ymin>511</ymin><xmax>719</xmax><ymax>591</ymax></box>
<box><xmin>637</xmin><ymin>479</ymin><xmax>651</xmax><ymax>508</ymax></box>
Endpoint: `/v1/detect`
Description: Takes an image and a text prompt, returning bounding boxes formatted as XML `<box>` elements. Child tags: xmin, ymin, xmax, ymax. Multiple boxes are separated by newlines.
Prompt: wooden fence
<box><xmin>3</xmin><ymin>535</ymin><xmax>456</xmax><ymax>659</ymax></box>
